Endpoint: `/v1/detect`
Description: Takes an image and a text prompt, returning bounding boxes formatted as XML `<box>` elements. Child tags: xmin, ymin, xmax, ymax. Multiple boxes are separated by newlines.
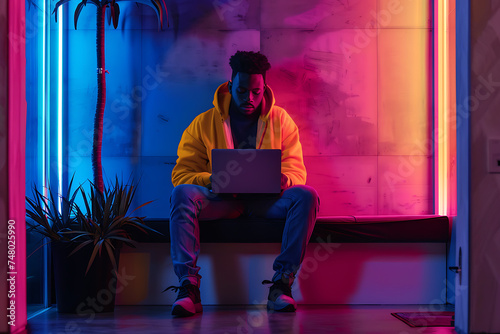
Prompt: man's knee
<box><xmin>170</xmin><ymin>184</ymin><xmax>200</xmax><ymax>206</ymax></box>
<box><xmin>289</xmin><ymin>185</ymin><xmax>320</xmax><ymax>208</ymax></box>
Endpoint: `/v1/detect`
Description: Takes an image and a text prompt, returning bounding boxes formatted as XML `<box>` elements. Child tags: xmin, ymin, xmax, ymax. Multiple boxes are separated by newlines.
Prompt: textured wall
<box><xmin>63</xmin><ymin>0</ymin><xmax>433</xmax><ymax>217</ymax></box>
<box><xmin>469</xmin><ymin>1</ymin><xmax>500</xmax><ymax>332</ymax></box>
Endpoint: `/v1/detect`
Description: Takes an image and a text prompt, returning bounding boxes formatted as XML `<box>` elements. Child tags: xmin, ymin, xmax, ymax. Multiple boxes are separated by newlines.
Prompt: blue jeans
<box><xmin>169</xmin><ymin>184</ymin><xmax>320</xmax><ymax>287</ymax></box>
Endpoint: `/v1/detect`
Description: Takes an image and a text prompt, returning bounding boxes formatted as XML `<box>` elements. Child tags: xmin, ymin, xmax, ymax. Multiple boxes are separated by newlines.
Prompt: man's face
<box><xmin>229</xmin><ymin>72</ymin><xmax>265</xmax><ymax>116</ymax></box>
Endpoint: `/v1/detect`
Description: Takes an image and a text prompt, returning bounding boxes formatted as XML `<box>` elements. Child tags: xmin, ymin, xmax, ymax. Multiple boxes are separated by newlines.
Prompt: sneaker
<box><xmin>164</xmin><ymin>280</ymin><xmax>203</xmax><ymax>317</ymax></box>
<box><xmin>262</xmin><ymin>274</ymin><xmax>297</xmax><ymax>312</ymax></box>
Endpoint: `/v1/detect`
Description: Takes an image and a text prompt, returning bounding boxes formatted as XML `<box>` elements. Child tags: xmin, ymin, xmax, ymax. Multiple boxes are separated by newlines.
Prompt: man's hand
<box><xmin>206</xmin><ymin>175</ymin><xmax>212</xmax><ymax>190</ymax></box>
<box><xmin>281</xmin><ymin>173</ymin><xmax>289</xmax><ymax>190</ymax></box>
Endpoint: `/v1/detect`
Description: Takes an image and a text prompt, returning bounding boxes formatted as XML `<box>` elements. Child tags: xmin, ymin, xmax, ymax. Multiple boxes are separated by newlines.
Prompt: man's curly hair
<box><xmin>229</xmin><ymin>51</ymin><xmax>271</xmax><ymax>82</ymax></box>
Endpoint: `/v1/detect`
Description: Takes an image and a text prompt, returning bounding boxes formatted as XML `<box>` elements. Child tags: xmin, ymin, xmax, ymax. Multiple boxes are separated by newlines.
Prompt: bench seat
<box><xmin>135</xmin><ymin>215</ymin><xmax>450</xmax><ymax>243</ymax></box>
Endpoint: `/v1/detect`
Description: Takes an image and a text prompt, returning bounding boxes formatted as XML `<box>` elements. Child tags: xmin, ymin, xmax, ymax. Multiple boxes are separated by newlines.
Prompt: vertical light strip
<box><xmin>58</xmin><ymin>6</ymin><xmax>63</xmax><ymax>210</ymax></box>
<box><xmin>436</xmin><ymin>0</ymin><xmax>449</xmax><ymax>216</ymax></box>
<box><xmin>437</xmin><ymin>0</ymin><xmax>444</xmax><ymax>215</ymax></box>
<box><xmin>442</xmin><ymin>0</ymin><xmax>449</xmax><ymax>216</ymax></box>
<box><xmin>44</xmin><ymin>0</ymin><xmax>51</xmax><ymax>197</ymax></box>
<box><xmin>41</xmin><ymin>0</ymin><xmax>47</xmax><ymax>196</ymax></box>
<box><xmin>42</xmin><ymin>0</ymin><xmax>50</xmax><ymax>309</ymax></box>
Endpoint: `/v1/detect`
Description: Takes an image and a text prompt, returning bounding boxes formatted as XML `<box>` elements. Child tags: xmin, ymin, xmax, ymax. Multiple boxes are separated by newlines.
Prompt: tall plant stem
<box><xmin>92</xmin><ymin>4</ymin><xmax>106</xmax><ymax>194</ymax></box>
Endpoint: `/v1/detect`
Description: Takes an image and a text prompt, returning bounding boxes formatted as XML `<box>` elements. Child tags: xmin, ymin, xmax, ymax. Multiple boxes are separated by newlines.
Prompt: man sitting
<box><xmin>167</xmin><ymin>51</ymin><xmax>319</xmax><ymax>317</ymax></box>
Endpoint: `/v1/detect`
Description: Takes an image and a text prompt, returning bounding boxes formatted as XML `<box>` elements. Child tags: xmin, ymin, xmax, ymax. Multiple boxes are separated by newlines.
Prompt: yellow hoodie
<box><xmin>171</xmin><ymin>82</ymin><xmax>307</xmax><ymax>188</ymax></box>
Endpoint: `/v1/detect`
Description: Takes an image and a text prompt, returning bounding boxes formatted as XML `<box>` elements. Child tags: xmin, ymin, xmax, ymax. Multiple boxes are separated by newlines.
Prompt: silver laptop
<box><xmin>211</xmin><ymin>149</ymin><xmax>281</xmax><ymax>194</ymax></box>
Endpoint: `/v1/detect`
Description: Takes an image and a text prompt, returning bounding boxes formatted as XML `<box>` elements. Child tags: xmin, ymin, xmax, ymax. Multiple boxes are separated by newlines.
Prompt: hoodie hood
<box><xmin>172</xmin><ymin>82</ymin><xmax>307</xmax><ymax>187</ymax></box>
<box><xmin>213</xmin><ymin>82</ymin><xmax>276</xmax><ymax>121</ymax></box>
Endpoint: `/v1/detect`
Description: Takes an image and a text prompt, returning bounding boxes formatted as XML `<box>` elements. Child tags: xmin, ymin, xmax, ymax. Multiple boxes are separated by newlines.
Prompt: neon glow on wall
<box><xmin>58</xmin><ymin>6</ymin><xmax>63</xmax><ymax>209</ymax></box>
<box><xmin>435</xmin><ymin>0</ymin><xmax>456</xmax><ymax>216</ymax></box>
<box><xmin>41</xmin><ymin>0</ymin><xmax>47</xmax><ymax>200</ymax></box>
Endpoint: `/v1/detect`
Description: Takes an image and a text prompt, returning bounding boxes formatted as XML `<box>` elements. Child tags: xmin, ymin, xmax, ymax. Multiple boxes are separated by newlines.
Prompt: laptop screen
<box><xmin>211</xmin><ymin>149</ymin><xmax>281</xmax><ymax>194</ymax></box>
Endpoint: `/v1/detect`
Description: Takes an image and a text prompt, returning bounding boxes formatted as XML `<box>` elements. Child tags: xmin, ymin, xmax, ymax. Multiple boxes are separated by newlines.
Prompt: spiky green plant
<box><xmin>26</xmin><ymin>177</ymin><xmax>158</xmax><ymax>274</ymax></box>
<box><xmin>26</xmin><ymin>176</ymin><xmax>81</xmax><ymax>242</ymax></box>
<box><xmin>52</xmin><ymin>0</ymin><xmax>168</xmax><ymax>193</ymax></box>
<box><xmin>71</xmin><ymin>177</ymin><xmax>154</xmax><ymax>273</ymax></box>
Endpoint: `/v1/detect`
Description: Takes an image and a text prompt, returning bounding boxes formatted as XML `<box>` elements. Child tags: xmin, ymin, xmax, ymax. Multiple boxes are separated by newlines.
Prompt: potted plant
<box><xmin>26</xmin><ymin>176</ymin><xmax>158</xmax><ymax>313</ymax></box>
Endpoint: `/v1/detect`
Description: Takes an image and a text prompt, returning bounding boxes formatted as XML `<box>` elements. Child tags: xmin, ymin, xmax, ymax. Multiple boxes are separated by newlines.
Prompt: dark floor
<box><xmin>27</xmin><ymin>304</ymin><xmax>457</xmax><ymax>334</ymax></box>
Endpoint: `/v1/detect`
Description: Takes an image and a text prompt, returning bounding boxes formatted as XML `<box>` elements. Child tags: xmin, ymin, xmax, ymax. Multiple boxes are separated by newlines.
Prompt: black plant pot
<box><xmin>51</xmin><ymin>241</ymin><xmax>121</xmax><ymax>314</ymax></box>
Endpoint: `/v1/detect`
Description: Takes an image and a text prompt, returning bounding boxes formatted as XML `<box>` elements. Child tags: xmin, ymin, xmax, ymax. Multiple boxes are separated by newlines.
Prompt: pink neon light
<box><xmin>7</xmin><ymin>0</ymin><xmax>28</xmax><ymax>331</ymax></box>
